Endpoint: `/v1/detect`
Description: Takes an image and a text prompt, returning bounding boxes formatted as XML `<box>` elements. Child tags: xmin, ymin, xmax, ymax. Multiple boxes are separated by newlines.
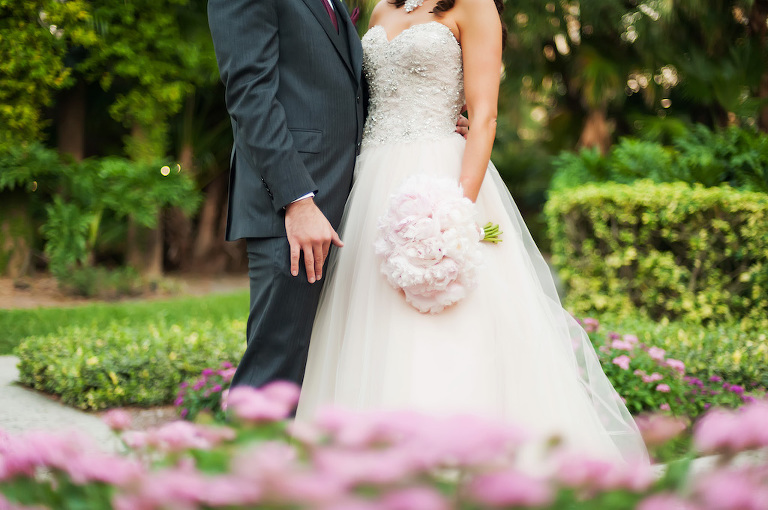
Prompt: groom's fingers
<box><xmin>304</xmin><ymin>244</ymin><xmax>317</xmax><ymax>284</ymax></box>
<box><xmin>289</xmin><ymin>238</ymin><xmax>300</xmax><ymax>277</ymax></box>
<box><xmin>331</xmin><ymin>230</ymin><xmax>344</xmax><ymax>248</ymax></box>
<box><xmin>314</xmin><ymin>242</ymin><xmax>324</xmax><ymax>280</ymax></box>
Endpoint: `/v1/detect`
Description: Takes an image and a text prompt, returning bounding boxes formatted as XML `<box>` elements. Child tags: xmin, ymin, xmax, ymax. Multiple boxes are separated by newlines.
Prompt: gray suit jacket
<box><xmin>208</xmin><ymin>0</ymin><xmax>365</xmax><ymax>240</ymax></box>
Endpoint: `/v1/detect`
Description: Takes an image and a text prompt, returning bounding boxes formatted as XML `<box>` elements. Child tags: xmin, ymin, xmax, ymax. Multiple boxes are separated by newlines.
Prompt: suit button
<box><xmin>356</xmin><ymin>95</ymin><xmax>361</xmax><ymax>104</ymax></box>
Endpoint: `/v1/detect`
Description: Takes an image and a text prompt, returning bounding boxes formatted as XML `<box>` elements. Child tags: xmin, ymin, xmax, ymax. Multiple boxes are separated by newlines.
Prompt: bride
<box><xmin>296</xmin><ymin>0</ymin><xmax>648</xmax><ymax>463</ymax></box>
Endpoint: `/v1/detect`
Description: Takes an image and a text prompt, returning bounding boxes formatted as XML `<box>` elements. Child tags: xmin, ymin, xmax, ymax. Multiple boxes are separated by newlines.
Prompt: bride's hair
<box><xmin>389</xmin><ymin>0</ymin><xmax>507</xmax><ymax>49</ymax></box>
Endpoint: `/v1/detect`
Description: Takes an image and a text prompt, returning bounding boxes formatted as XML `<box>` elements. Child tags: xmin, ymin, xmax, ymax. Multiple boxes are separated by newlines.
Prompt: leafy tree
<box><xmin>0</xmin><ymin>0</ymin><xmax>95</xmax><ymax>150</ymax></box>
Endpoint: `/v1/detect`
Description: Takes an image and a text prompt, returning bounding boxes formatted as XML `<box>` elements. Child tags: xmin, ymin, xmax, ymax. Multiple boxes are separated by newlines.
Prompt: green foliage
<box><xmin>0</xmin><ymin>0</ymin><xmax>96</xmax><ymax>149</ymax></box>
<box><xmin>16</xmin><ymin>319</ymin><xmax>244</xmax><ymax>410</ymax></box>
<box><xmin>597</xmin><ymin>314</ymin><xmax>768</xmax><ymax>390</ymax></box>
<box><xmin>56</xmin><ymin>266</ymin><xmax>143</xmax><ymax>298</ymax></box>
<box><xmin>40</xmin><ymin>196</ymin><xmax>92</xmax><ymax>276</ymax></box>
<box><xmin>551</xmin><ymin>126</ymin><xmax>768</xmax><ymax>191</ymax></box>
<box><xmin>546</xmin><ymin>181</ymin><xmax>768</xmax><ymax>323</ymax></box>
<box><xmin>0</xmin><ymin>290</ymin><xmax>248</xmax><ymax>355</ymax></box>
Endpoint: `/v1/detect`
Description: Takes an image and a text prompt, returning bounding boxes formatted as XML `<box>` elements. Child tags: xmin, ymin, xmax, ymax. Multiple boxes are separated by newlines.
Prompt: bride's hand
<box><xmin>455</xmin><ymin>110</ymin><xmax>469</xmax><ymax>138</ymax></box>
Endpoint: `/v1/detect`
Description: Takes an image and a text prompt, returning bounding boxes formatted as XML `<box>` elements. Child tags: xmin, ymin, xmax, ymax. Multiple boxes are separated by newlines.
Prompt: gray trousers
<box><xmin>230</xmin><ymin>237</ymin><xmax>326</xmax><ymax>389</ymax></box>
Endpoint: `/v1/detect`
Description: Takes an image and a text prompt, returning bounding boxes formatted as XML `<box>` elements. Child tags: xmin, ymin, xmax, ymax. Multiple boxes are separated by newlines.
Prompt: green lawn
<box><xmin>0</xmin><ymin>290</ymin><xmax>249</xmax><ymax>355</ymax></box>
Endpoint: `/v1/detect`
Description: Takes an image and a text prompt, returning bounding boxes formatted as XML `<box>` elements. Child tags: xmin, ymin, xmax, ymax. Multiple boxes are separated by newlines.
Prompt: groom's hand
<box><xmin>285</xmin><ymin>198</ymin><xmax>344</xmax><ymax>283</ymax></box>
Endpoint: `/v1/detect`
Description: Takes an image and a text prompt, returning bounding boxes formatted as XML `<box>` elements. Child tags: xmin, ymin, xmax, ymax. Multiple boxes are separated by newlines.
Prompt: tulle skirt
<box><xmin>296</xmin><ymin>134</ymin><xmax>648</xmax><ymax>464</ymax></box>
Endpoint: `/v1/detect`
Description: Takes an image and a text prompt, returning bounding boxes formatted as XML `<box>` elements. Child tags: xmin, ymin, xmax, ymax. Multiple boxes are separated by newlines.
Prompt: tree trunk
<box><xmin>57</xmin><ymin>81</ymin><xmax>86</xmax><ymax>161</ymax></box>
<box><xmin>192</xmin><ymin>171</ymin><xmax>227</xmax><ymax>265</ymax></box>
<box><xmin>577</xmin><ymin>108</ymin><xmax>611</xmax><ymax>155</ymax></box>
<box><xmin>0</xmin><ymin>191</ymin><xmax>33</xmax><ymax>278</ymax></box>
<box><xmin>125</xmin><ymin>123</ymin><xmax>164</xmax><ymax>277</ymax></box>
<box><xmin>126</xmin><ymin>213</ymin><xmax>164</xmax><ymax>278</ymax></box>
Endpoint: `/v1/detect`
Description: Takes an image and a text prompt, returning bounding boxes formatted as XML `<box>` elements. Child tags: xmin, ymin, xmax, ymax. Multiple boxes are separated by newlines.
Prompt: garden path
<box><xmin>0</xmin><ymin>355</ymin><xmax>121</xmax><ymax>452</ymax></box>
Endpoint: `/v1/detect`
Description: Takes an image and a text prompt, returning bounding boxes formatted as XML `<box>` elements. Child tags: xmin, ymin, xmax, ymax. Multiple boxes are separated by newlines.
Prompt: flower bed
<box><xmin>3</xmin><ymin>382</ymin><xmax>768</xmax><ymax>509</ymax></box>
<box><xmin>15</xmin><ymin>319</ymin><xmax>244</xmax><ymax>409</ymax></box>
<box><xmin>584</xmin><ymin>318</ymin><xmax>765</xmax><ymax>418</ymax></box>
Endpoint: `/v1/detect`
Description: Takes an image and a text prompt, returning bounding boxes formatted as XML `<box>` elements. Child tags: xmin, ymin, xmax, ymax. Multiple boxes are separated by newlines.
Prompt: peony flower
<box><xmin>612</xmin><ymin>355</ymin><xmax>631</xmax><ymax>370</ymax></box>
<box><xmin>375</xmin><ymin>175</ymin><xmax>485</xmax><ymax>314</ymax></box>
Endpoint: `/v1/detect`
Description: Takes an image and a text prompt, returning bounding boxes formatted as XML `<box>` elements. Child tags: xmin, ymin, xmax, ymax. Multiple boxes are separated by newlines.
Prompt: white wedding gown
<box><xmin>296</xmin><ymin>22</ymin><xmax>648</xmax><ymax>463</ymax></box>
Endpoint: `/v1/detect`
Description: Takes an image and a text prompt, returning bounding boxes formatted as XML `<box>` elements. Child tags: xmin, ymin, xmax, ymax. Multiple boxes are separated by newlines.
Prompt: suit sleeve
<box><xmin>208</xmin><ymin>0</ymin><xmax>317</xmax><ymax>212</ymax></box>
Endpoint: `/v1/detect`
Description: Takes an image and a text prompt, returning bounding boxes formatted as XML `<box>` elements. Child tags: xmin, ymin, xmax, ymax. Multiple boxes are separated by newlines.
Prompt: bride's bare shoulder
<box><xmin>368</xmin><ymin>0</ymin><xmax>393</xmax><ymax>27</ymax></box>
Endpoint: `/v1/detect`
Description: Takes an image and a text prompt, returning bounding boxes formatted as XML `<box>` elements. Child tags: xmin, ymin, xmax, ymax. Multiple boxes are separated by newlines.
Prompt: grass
<box><xmin>0</xmin><ymin>290</ymin><xmax>249</xmax><ymax>355</ymax></box>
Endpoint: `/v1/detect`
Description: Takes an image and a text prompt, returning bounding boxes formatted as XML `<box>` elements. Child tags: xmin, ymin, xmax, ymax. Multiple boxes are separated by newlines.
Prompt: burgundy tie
<box><xmin>321</xmin><ymin>0</ymin><xmax>339</xmax><ymax>32</ymax></box>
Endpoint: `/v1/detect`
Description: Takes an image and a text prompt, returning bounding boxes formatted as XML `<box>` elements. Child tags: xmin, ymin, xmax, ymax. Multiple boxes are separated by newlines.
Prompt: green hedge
<box><xmin>546</xmin><ymin>181</ymin><xmax>768</xmax><ymax>324</ymax></box>
<box><xmin>16</xmin><ymin>319</ymin><xmax>244</xmax><ymax>410</ymax></box>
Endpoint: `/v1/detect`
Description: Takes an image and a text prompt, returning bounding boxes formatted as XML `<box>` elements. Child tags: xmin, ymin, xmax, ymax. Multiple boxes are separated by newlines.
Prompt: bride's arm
<box><xmin>455</xmin><ymin>0</ymin><xmax>503</xmax><ymax>202</ymax></box>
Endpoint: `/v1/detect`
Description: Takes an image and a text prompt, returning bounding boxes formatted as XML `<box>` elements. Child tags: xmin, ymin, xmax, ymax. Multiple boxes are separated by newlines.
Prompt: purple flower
<box><xmin>709</xmin><ymin>375</ymin><xmax>723</xmax><ymax>383</ymax></box>
<box><xmin>202</xmin><ymin>368</ymin><xmax>214</xmax><ymax>376</ymax></box>
<box><xmin>729</xmin><ymin>385</ymin><xmax>745</xmax><ymax>395</ymax></box>
<box><xmin>211</xmin><ymin>384</ymin><xmax>223</xmax><ymax>393</ymax></box>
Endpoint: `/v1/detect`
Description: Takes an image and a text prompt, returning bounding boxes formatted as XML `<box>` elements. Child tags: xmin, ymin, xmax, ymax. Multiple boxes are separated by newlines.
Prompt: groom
<box><xmin>208</xmin><ymin>0</ymin><xmax>365</xmax><ymax>389</ymax></box>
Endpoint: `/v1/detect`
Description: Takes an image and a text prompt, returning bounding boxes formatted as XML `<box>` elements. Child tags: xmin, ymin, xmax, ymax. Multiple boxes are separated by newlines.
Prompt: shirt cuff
<box><xmin>290</xmin><ymin>192</ymin><xmax>315</xmax><ymax>204</ymax></box>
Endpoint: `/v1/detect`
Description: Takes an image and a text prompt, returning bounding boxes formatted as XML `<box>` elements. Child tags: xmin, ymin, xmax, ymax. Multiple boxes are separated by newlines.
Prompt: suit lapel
<box><xmin>300</xmin><ymin>0</ymin><xmax>355</xmax><ymax>80</ymax></box>
<box><xmin>334</xmin><ymin>0</ymin><xmax>363</xmax><ymax>86</ymax></box>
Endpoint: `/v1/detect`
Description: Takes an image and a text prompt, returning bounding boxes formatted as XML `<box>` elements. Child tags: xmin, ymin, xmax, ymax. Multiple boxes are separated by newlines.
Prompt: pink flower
<box><xmin>635</xmin><ymin>414</ymin><xmax>687</xmax><ymax>446</ymax></box>
<box><xmin>380</xmin><ymin>487</ymin><xmax>449</xmax><ymax>510</ymax></box>
<box><xmin>656</xmin><ymin>384</ymin><xmax>671</xmax><ymax>393</ymax></box>
<box><xmin>648</xmin><ymin>347</ymin><xmax>666</xmax><ymax>361</ymax></box>
<box><xmin>612</xmin><ymin>355</ymin><xmax>631</xmax><ymax>370</ymax></box>
<box><xmin>694</xmin><ymin>469</ymin><xmax>768</xmax><ymax>510</ymax></box>
<box><xmin>261</xmin><ymin>381</ymin><xmax>301</xmax><ymax>409</ymax></box>
<box><xmin>467</xmin><ymin>469</ymin><xmax>553</xmax><ymax>507</ymax></box>
<box><xmin>660</xmin><ymin>403</ymin><xmax>671</xmax><ymax>411</ymax></box>
<box><xmin>611</xmin><ymin>340</ymin><xmax>634</xmax><ymax>351</ymax></box>
<box><xmin>102</xmin><ymin>409</ymin><xmax>132</xmax><ymax>431</ymax></box>
<box><xmin>665</xmin><ymin>358</ymin><xmax>685</xmax><ymax>374</ymax></box>
<box><xmin>637</xmin><ymin>493</ymin><xmax>699</xmax><ymax>510</ymax></box>
<box><xmin>642</xmin><ymin>372</ymin><xmax>664</xmax><ymax>383</ymax></box>
<box><xmin>582</xmin><ymin>318</ymin><xmax>600</xmax><ymax>333</ymax></box>
<box><xmin>226</xmin><ymin>385</ymin><xmax>293</xmax><ymax>423</ymax></box>
<box><xmin>623</xmin><ymin>334</ymin><xmax>639</xmax><ymax>344</ymax></box>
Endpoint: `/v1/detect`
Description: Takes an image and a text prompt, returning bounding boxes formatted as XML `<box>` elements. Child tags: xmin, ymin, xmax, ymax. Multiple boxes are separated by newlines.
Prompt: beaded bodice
<box><xmin>361</xmin><ymin>22</ymin><xmax>464</xmax><ymax>149</ymax></box>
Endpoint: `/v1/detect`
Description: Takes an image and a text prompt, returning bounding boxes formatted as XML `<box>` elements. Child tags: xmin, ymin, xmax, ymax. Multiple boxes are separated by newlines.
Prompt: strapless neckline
<box><xmin>368</xmin><ymin>22</ymin><xmax>459</xmax><ymax>47</ymax></box>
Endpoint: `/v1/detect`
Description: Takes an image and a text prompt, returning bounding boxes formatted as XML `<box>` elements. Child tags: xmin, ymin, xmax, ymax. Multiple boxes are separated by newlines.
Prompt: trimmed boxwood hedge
<box><xmin>545</xmin><ymin>181</ymin><xmax>768</xmax><ymax>324</ymax></box>
<box><xmin>16</xmin><ymin>319</ymin><xmax>244</xmax><ymax>410</ymax></box>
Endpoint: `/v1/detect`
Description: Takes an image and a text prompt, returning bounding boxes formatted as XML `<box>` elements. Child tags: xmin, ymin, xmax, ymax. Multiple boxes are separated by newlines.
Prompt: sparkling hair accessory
<box><xmin>404</xmin><ymin>0</ymin><xmax>425</xmax><ymax>13</ymax></box>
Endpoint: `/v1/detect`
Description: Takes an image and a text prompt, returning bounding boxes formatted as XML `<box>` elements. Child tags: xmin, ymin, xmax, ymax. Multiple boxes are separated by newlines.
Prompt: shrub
<box><xmin>175</xmin><ymin>361</ymin><xmax>236</xmax><ymax>422</ymax></box>
<box><xmin>546</xmin><ymin>181</ymin><xmax>768</xmax><ymax>323</ymax></box>
<box><xmin>56</xmin><ymin>266</ymin><xmax>144</xmax><ymax>298</ymax></box>
<box><xmin>550</xmin><ymin>125</ymin><xmax>768</xmax><ymax>192</ymax></box>
<box><xmin>15</xmin><ymin>319</ymin><xmax>244</xmax><ymax>410</ymax></box>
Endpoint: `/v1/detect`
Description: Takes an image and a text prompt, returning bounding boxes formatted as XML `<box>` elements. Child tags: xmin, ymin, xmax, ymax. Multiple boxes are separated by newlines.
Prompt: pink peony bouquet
<box><xmin>375</xmin><ymin>174</ymin><xmax>500</xmax><ymax>314</ymax></box>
